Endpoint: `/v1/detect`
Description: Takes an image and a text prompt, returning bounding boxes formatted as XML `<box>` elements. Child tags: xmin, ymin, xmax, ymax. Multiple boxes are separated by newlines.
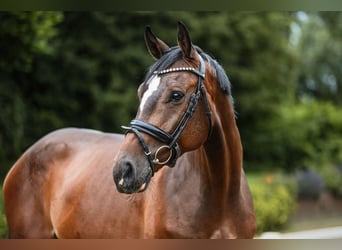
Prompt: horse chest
<box><xmin>144</xmin><ymin>184</ymin><xmax>223</xmax><ymax>238</ymax></box>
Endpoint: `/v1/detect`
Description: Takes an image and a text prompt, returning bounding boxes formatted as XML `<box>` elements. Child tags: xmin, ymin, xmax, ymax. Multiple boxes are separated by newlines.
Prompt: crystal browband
<box><xmin>155</xmin><ymin>67</ymin><xmax>205</xmax><ymax>79</ymax></box>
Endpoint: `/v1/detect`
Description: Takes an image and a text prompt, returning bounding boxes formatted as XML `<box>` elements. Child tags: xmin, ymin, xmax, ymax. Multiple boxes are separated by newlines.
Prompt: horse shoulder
<box><xmin>21</xmin><ymin>127</ymin><xmax>122</xmax><ymax>173</ymax></box>
<box><xmin>4</xmin><ymin>128</ymin><xmax>78</xmax><ymax>195</ymax></box>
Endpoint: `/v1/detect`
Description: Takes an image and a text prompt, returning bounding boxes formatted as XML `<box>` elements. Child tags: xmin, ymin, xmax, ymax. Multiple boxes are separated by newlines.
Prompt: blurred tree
<box><xmin>200</xmin><ymin>13</ymin><xmax>298</xmax><ymax>169</ymax></box>
<box><xmin>2</xmin><ymin>11</ymin><xmax>341</xmax><ymax>178</ymax></box>
<box><xmin>0</xmin><ymin>12</ymin><xmax>62</xmax><ymax>177</ymax></box>
<box><xmin>267</xmin><ymin>100</ymin><xmax>342</xmax><ymax>171</ymax></box>
<box><xmin>0</xmin><ymin>12</ymin><xmax>62</xmax><ymax>73</ymax></box>
<box><xmin>295</xmin><ymin>12</ymin><xmax>342</xmax><ymax>105</ymax></box>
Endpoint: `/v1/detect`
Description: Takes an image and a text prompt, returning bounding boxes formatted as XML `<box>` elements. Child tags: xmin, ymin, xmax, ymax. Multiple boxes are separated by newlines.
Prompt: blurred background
<box><xmin>0</xmin><ymin>11</ymin><xmax>341</xmax><ymax>237</ymax></box>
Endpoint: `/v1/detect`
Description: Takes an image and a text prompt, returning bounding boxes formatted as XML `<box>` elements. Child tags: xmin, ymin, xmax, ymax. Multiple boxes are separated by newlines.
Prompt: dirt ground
<box><xmin>285</xmin><ymin>191</ymin><xmax>342</xmax><ymax>232</ymax></box>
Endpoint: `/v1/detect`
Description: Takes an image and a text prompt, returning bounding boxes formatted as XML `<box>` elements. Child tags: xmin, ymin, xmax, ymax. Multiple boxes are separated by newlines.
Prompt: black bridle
<box><xmin>122</xmin><ymin>55</ymin><xmax>212</xmax><ymax>176</ymax></box>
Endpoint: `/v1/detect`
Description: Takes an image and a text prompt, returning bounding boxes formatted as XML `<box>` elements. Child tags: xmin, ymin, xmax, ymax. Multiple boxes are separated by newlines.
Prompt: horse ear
<box><xmin>177</xmin><ymin>21</ymin><xmax>196</xmax><ymax>59</ymax></box>
<box><xmin>144</xmin><ymin>26</ymin><xmax>170</xmax><ymax>60</ymax></box>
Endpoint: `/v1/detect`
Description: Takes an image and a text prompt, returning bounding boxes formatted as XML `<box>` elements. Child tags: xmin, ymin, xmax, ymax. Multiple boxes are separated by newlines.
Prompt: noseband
<box><xmin>122</xmin><ymin>56</ymin><xmax>212</xmax><ymax>176</ymax></box>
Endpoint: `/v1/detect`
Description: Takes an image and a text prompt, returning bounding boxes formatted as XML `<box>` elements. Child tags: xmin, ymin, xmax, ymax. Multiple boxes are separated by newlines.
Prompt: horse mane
<box><xmin>144</xmin><ymin>46</ymin><xmax>232</xmax><ymax>97</ymax></box>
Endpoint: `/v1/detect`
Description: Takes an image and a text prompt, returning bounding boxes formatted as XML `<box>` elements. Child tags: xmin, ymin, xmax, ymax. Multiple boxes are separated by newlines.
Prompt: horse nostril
<box><xmin>117</xmin><ymin>160</ymin><xmax>135</xmax><ymax>187</ymax></box>
<box><xmin>122</xmin><ymin>161</ymin><xmax>134</xmax><ymax>179</ymax></box>
<box><xmin>113</xmin><ymin>158</ymin><xmax>140</xmax><ymax>193</ymax></box>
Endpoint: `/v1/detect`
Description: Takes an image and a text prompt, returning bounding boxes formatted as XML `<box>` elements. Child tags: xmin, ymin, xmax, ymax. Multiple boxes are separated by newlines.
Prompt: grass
<box><xmin>246</xmin><ymin>171</ymin><xmax>266</xmax><ymax>186</ymax></box>
<box><xmin>0</xmin><ymin>183</ymin><xmax>8</xmax><ymax>238</ymax></box>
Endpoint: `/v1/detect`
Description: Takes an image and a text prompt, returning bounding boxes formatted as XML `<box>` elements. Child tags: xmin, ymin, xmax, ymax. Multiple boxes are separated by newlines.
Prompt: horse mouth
<box><xmin>137</xmin><ymin>171</ymin><xmax>152</xmax><ymax>193</ymax></box>
<box><xmin>137</xmin><ymin>182</ymin><xmax>148</xmax><ymax>192</ymax></box>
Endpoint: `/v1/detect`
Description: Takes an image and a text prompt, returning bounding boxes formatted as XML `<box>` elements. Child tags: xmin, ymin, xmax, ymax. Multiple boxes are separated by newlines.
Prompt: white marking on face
<box><xmin>139</xmin><ymin>75</ymin><xmax>161</xmax><ymax>113</ymax></box>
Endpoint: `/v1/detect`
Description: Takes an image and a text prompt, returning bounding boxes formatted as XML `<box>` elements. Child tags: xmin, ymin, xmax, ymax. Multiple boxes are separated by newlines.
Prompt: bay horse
<box><xmin>3</xmin><ymin>22</ymin><xmax>256</xmax><ymax>238</ymax></box>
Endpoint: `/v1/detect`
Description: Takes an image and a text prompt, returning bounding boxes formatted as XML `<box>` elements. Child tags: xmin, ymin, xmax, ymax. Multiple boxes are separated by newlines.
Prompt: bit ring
<box><xmin>152</xmin><ymin>145</ymin><xmax>173</xmax><ymax>165</ymax></box>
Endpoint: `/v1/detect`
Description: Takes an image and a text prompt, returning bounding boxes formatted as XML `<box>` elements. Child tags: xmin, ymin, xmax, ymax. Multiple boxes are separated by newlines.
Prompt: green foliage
<box><xmin>263</xmin><ymin>100</ymin><xmax>342</xmax><ymax>171</ymax></box>
<box><xmin>0</xmin><ymin>213</ymin><xmax>6</xmax><ymax>239</ymax></box>
<box><xmin>319</xmin><ymin>164</ymin><xmax>342</xmax><ymax>197</ymax></box>
<box><xmin>0</xmin><ymin>12</ymin><xmax>63</xmax><ymax>176</ymax></box>
<box><xmin>0</xmin><ymin>12</ymin><xmax>62</xmax><ymax>73</ymax></box>
<box><xmin>295</xmin><ymin>12</ymin><xmax>342</xmax><ymax>105</ymax></box>
<box><xmin>1</xmin><ymin>11</ymin><xmax>342</xmax><ymax>178</ymax></box>
<box><xmin>249</xmin><ymin>173</ymin><xmax>297</xmax><ymax>234</ymax></box>
<box><xmin>0</xmin><ymin>185</ymin><xmax>7</xmax><ymax>238</ymax></box>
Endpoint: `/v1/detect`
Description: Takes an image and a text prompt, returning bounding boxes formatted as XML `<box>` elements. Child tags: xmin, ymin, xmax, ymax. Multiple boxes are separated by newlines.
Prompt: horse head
<box><xmin>112</xmin><ymin>22</ymin><xmax>224</xmax><ymax>194</ymax></box>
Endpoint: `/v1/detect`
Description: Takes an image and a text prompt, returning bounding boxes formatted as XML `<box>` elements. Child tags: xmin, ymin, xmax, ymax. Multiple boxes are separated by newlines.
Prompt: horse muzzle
<box><xmin>112</xmin><ymin>156</ymin><xmax>152</xmax><ymax>194</ymax></box>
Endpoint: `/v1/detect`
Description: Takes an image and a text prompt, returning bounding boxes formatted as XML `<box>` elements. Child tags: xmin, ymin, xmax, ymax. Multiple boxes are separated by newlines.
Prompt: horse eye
<box><xmin>169</xmin><ymin>91</ymin><xmax>185</xmax><ymax>102</ymax></box>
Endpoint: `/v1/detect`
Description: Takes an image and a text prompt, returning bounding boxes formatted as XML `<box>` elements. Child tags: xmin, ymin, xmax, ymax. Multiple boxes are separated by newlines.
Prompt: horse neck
<box><xmin>163</xmin><ymin>92</ymin><xmax>243</xmax><ymax>203</ymax></box>
<box><xmin>203</xmin><ymin>92</ymin><xmax>243</xmax><ymax>199</ymax></box>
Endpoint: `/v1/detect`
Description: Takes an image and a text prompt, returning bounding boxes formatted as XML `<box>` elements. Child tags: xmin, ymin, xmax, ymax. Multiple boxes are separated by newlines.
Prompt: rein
<box><xmin>122</xmin><ymin>55</ymin><xmax>212</xmax><ymax>176</ymax></box>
